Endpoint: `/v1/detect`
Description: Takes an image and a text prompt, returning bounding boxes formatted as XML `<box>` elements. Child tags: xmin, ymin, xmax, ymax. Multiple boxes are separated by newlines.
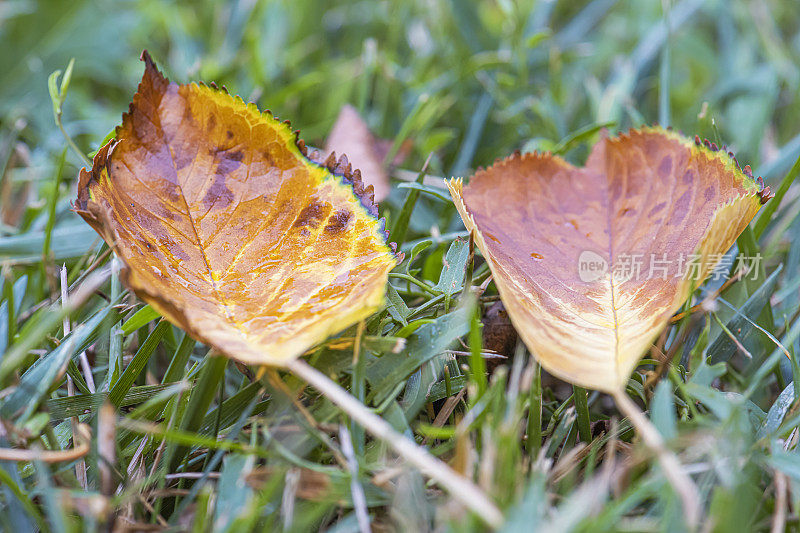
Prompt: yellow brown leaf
<box><xmin>74</xmin><ymin>52</ymin><xmax>398</xmax><ymax>365</ymax></box>
<box><xmin>449</xmin><ymin>128</ymin><xmax>767</xmax><ymax>392</ymax></box>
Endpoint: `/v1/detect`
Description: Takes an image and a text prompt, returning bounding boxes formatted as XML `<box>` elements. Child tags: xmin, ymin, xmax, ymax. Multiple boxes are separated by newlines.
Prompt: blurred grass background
<box><xmin>7</xmin><ymin>0</ymin><xmax>800</xmax><ymax>184</ymax></box>
<box><xmin>2</xmin><ymin>0</ymin><xmax>800</xmax><ymax>531</ymax></box>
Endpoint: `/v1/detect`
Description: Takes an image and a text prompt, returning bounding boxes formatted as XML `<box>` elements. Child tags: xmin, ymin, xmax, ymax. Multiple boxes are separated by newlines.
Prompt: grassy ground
<box><xmin>2</xmin><ymin>0</ymin><xmax>800</xmax><ymax>531</ymax></box>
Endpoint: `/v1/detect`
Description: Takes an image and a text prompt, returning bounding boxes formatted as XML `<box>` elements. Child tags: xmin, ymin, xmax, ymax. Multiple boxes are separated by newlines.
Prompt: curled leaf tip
<box><xmin>75</xmin><ymin>52</ymin><xmax>398</xmax><ymax>365</ymax></box>
<box><xmin>139</xmin><ymin>48</ymin><xmax>153</xmax><ymax>64</ymax></box>
<box><xmin>450</xmin><ymin>127</ymin><xmax>764</xmax><ymax>392</ymax></box>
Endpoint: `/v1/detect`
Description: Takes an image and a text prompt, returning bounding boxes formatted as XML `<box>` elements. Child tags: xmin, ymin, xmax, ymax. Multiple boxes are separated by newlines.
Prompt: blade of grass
<box><xmin>573</xmin><ymin>386</ymin><xmax>592</xmax><ymax>443</ymax></box>
<box><xmin>106</xmin><ymin>260</ymin><xmax>123</xmax><ymax>387</ymax></box>
<box><xmin>350</xmin><ymin>321</ymin><xmax>366</xmax><ymax>456</ymax></box>
<box><xmin>2</xmin><ymin>267</ymin><xmax>16</xmax><ymax>344</ymax></box>
<box><xmin>468</xmin><ymin>299</ymin><xmax>487</xmax><ymax>401</ymax></box>
<box><xmin>526</xmin><ymin>358</ymin><xmax>542</xmax><ymax>457</ymax></box>
<box><xmin>108</xmin><ymin>320</ymin><xmax>170</xmax><ymax>407</ymax></box>
<box><xmin>121</xmin><ymin>304</ymin><xmax>161</xmax><ymax>335</ymax></box>
<box><xmin>41</xmin><ymin>149</ymin><xmax>67</xmax><ymax>287</ymax></box>
<box><xmin>389</xmin><ymin>154</ymin><xmax>431</xmax><ymax>247</ymax></box>
<box><xmin>449</xmin><ymin>92</ymin><xmax>492</xmax><ymax>176</ymax></box>
<box><xmin>167</xmin><ymin>351</ymin><xmax>228</xmax><ymax>472</ymax></box>
<box><xmin>754</xmin><ymin>152</ymin><xmax>800</xmax><ymax>239</ymax></box>
<box><xmin>163</xmin><ymin>332</ymin><xmax>197</xmax><ymax>384</ymax></box>
<box><xmin>46</xmin><ymin>383</ymin><xmax>176</xmax><ymax>420</ymax></box>
<box><xmin>48</xmin><ymin>59</ymin><xmax>90</xmax><ymax>167</ymax></box>
<box><xmin>659</xmin><ymin>0</ymin><xmax>672</xmax><ymax>127</ymax></box>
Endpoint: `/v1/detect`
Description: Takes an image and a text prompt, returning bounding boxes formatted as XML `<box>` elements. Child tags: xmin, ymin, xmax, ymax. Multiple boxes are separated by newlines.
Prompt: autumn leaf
<box><xmin>324</xmin><ymin>104</ymin><xmax>409</xmax><ymax>202</ymax></box>
<box><xmin>449</xmin><ymin>128</ymin><xmax>771</xmax><ymax>393</ymax></box>
<box><xmin>74</xmin><ymin>51</ymin><xmax>399</xmax><ymax>365</ymax></box>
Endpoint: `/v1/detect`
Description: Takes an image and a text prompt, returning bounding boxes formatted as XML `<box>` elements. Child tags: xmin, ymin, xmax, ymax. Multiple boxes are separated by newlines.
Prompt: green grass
<box><xmin>2</xmin><ymin>0</ymin><xmax>800</xmax><ymax>530</ymax></box>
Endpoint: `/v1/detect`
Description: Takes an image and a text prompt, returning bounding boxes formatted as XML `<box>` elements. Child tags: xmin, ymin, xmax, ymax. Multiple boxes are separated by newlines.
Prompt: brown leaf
<box><xmin>449</xmin><ymin>128</ymin><xmax>766</xmax><ymax>392</ymax></box>
<box><xmin>324</xmin><ymin>105</ymin><xmax>398</xmax><ymax>202</ymax></box>
<box><xmin>74</xmin><ymin>52</ymin><xmax>398</xmax><ymax>365</ymax></box>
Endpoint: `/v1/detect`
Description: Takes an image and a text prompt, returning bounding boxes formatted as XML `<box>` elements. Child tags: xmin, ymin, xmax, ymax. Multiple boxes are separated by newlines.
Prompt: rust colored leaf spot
<box><xmin>325</xmin><ymin>209</ymin><xmax>353</xmax><ymax>234</ymax></box>
<box><xmin>449</xmin><ymin>127</ymin><xmax>766</xmax><ymax>392</ymax></box>
<box><xmin>74</xmin><ymin>51</ymin><xmax>398</xmax><ymax>366</ymax></box>
<box><xmin>294</xmin><ymin>200</ymin><xmax>329</xmax><ymax>229</ymax></box>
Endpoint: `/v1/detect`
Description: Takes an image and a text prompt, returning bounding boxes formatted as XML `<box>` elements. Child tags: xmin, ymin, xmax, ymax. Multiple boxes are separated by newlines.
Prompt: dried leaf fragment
<box><xmin>75</xmin><ymin>52</ymin><xmax>398</xmax><ymax>365</ymax></box>
<box><xmin>449</xmin><ymin>128</ymin><xmax>766</xmax><ymax>392</ymax></box>
<box><xmin>325</xmin><ymin>104</ymin><xmax>407</xmax><ymax>202</ymax></box>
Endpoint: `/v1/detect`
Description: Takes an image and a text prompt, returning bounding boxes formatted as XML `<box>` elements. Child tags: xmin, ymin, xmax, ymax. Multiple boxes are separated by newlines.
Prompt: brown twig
<box><xmin>771</xmin><ymin>470</ymin><xmax>788</xmax><ymax>533</ymax></box>
<box><xmin>0</xmin><ymin>423</ymin><xmax>91</xmax><ymax>462</ymax></box>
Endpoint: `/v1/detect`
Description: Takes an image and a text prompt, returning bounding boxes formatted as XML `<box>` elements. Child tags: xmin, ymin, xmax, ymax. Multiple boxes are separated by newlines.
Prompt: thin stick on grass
<box><xmin>0</xmin><ymin>423</ymin><xmax>91</xmax><ymax>463</ymax></box>
<box><xmin>285</xmin><ymin>358</ymin><xmax>504</xmax><ymax>529</ymax></box>
<box><xmin>711</xmin><ymin>312</ymin><xmax>753</xmax><ymax>359</ymax></box>
<box><xmin>612</xmin><ymin>389</ymin><xmax>701</xmax><ymax>529</ymax></box>
<box><xmin>772</xmin><ymin>470</ymin><xmax>787</xmax><ymax>533</ymax></box>
<box><xmin>339</xmin><ymin>424</ymin><xmax>371</xmax><ymax>533</ymax></box>
<box><xmin>60</xmin><ymin>265</ymin><xmax>88</xmax><ymax>489</ymax></box>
